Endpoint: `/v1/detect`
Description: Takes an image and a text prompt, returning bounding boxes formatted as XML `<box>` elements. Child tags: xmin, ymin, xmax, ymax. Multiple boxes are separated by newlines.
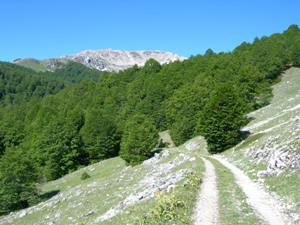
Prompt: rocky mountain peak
<box><xmin>64</xmin><ymin>49</ymin><xmax>186</xmax><ymax>71</ymax></box>
<box><xmin>14</xmin><ymin>49</ymin><xmax>185</xmax><ymax>72</ymax></box>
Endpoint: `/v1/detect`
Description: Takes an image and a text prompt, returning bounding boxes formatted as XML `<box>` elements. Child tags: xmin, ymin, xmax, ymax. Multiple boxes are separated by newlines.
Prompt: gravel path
<box><xmin>193</xmin><ymin>158</ymin><xmax>219</xmax><ymax>225</ymax></box>
<box><xmin>213</xmin><ymin>155</ymin><xmax>292</xmax><ymax>225</ymax></box>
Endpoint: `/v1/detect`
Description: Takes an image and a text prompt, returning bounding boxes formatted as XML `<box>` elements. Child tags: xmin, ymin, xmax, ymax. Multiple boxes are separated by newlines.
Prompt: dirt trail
<box><xmin>213</xmin><ymin>155</ymin><xmax>292</xmax><ymax>225</ymax></box>
<box><xmin>193</xmin><ymin>158</ymin><xmax>219</xmax><ymax>225</ymax></box>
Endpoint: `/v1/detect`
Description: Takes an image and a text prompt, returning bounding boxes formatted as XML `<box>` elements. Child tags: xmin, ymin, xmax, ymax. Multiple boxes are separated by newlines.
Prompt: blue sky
<box><xmin>1</xmin><ymin>0</ymin><xmax>300</xmax><ymax>61</ymax></box>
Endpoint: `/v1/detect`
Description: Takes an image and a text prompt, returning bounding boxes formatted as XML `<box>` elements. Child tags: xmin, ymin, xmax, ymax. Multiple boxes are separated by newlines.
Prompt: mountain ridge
<box><xmin>14</xmin><ymin>49</ymin><xmax>185</xmax><ymax>72</ymax></box>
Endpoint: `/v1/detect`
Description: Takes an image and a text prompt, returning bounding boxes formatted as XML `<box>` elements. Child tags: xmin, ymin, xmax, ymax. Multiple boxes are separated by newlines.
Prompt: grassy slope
<box><xmin>16</xmin><ymin>60</ymin><xmax>48</xmax><ymax>72</ymax></box>
<box><xmin>0</xmin><ymin>137</ymin><xmax>205</xmax><ymax>225</ymax></box>
<box><xmin>2</xmin><ymin>68</ymin><xmax>300</xmax><ymax>225</ymax></box>
<box><xmin>222</xmin><ymin>67</ymin><xmax>300</xmax><ymax>214</ymax></box>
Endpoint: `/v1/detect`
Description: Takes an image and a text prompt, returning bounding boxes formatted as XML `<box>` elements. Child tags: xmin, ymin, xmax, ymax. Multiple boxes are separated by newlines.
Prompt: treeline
<box><xmin>0</xmin><ymin>25</ymin><xmax>300</xmax><ymax>214</ymax></box>
<box><xmin>0</xmin><ymin>62</ymin><xmax>64</xmax><ymax>106</ymax></box>
<box><xmin>0</xmin><ymin>61</ymin><xmax>102</xmax><ymax>107</ymax></box>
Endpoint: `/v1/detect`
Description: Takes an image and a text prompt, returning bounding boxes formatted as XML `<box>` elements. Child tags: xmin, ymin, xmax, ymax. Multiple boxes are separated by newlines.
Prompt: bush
<box><xmin>136</xmin><ymin>193</ymin><xmax>185</xmax><ymax>225</ymax></box>
<box><xmin>80</xmin><ymin>172</ymin><xmax>91</xmax><ymax>180</ymax></box>
<box><xmin>136</xmin><ymin>174</ymin><xmax>201</xmax><ymax>225</ymax></box>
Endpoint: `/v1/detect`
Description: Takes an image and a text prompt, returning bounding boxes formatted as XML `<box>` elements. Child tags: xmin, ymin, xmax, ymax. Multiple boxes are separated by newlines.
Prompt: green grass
<box><xmin>41</xmin><ymin>157</ymin><xmax>126</xmax><ymax>193</ymax></box>
<box><xmin>221</xmin><ymin>67</ymin><xmax>300</xmax><ymax>218</ymax></box>
<box><xmin>16</xmin><ymin>61</ymin><xmax>48</xmax><ymax>72</ymax></box>
<box><xmin>210</xmin><ymin>158</ymin><xmax>263</xmax><ymax>225</ymax></box>
<box><xmin>264</xmin><ymin>169</ymin><xmax>300</xmax><ymax>213</ymax></box>
<box><xmin>104</xmin><ymin>165</ymin><xmax>204</xmax><ymax>225</ymax></box>
<box><xmin>1</xmin><ymin>140</ymin><xmax>204</xmax><ymax>225</ymax></box>
<box><xmin>101</xmin><ymin>145</ymin><xmax>205</xmax><ymax>225</ymax></box>
<box><xmin>234</xmin><ymin>133</ymin><xmax>265</xmax><ymax>151</ymax></box>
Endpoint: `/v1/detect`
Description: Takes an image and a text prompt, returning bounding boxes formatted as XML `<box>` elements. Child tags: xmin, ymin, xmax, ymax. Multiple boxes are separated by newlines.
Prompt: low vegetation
<box><xmin>136</xmin><ymin>174</ymin><xmax>201</xmax><ymax>225</ymax></box>
<box><xmin>221</xmin><ymin>67</ymin><xmax>300</xmax><ymax>222</ymax></box>
<box><xmin>0</xmin><ymin>140</ymin><xmax>204</xmax><ymax>225</ymax></box>
<box><xmin>80</xmin><ymin>172</ymin><xmax>91</xmax><ymax>180</ymax></box>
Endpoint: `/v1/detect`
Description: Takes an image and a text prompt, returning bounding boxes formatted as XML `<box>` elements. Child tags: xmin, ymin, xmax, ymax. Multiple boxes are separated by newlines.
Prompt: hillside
<box><xmin>14</xmin><ymin>49</ymin><xmax>185</xmax><ymax>72</ymax></box>
<box><xmin>1</xmin><ymin>68</ymin><xmax>300</xmax><ymax>225</ymax></box>
<box><xmin>0</xmin><ymin>136</ymin><xmax>206</xmax><ymax>225</ymax></box>
<box><xmin>221</xmin><ymin>67</ymin><xmax>300</xmax><ymax>223</ymax></box>
<box><xmin>1</xmin><ymin>25</ymin><xmax>300</xmax><ymax>224</ymax></box>
<box><xmin>0</xmin><ymin>62</ymin><xmax>65</xmax><ymax>106</ymax></box>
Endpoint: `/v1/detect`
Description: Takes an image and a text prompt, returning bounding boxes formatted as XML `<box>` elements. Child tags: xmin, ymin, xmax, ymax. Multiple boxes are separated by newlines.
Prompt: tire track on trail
<box><xmin>213</xmin><ymin>155</ymin><xmax>293</xmax><ymax>225</ymax></box>
<box><xmin>193</xmin><ymin>158</ymin><xmax>219</xmax><ymax>225</ymax></box>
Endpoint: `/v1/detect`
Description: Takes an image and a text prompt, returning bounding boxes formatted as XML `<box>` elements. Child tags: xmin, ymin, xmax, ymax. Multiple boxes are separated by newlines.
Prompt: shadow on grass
<box><xmin>39</xmin><ymin>190</ymin><xmax>60</xmax><ymax>202</ymax></box>
<box><xmin>0</xmin><ymin>190</ymin><xmax>60</xmax><ymax>217</ymax></box>
<box><xmin>235</xmin><ymin>132</ymin><xmax>265</xmax><ymax>151</ymax></box>
<box><xmin>240</xmin><ymin>130</ymin><xmax>251</xmax><ymax>141</ymax></box>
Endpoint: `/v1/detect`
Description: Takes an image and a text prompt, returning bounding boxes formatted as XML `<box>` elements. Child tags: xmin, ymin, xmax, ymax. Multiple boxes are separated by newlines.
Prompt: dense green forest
<box><xmin>0</xmin><ymin>25</ymin><xmax>300</xmax><ymax>214</ymax></box>
<box><xmin>0</xmin><ymin>62</ymin><xmax>64</xmax><ymax>106</ymax></box>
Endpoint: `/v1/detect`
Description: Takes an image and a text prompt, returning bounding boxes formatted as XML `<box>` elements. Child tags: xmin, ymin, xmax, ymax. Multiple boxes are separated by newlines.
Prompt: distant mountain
<box><xmin>14</xmin><ymin>49</ymin><xmax>185</xmax><ymax>72</ymax></box>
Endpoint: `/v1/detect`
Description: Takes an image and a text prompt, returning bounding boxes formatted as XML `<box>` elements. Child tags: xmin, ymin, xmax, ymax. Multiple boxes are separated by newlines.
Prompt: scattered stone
<box><xmin>82</xmin><ymin>210</ymin><xmax>95</xmax><ymax>217</ymax></box>
<box><xmin>92</xmin><ymin>151</ymin><xmax>194</xmax><ymax>223</ymax></box>
<box><xmin>54</xmin><ymin>212</ymin><xmax>61</xmax><ymax>219</ymax></box>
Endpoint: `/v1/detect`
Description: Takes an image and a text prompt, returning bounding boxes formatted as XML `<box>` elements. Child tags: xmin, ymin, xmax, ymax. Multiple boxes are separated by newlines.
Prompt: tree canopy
<box><xmin>120</xmin><ymin>114</ymin><xmax>158</xmax><ymax>165</ymax></box>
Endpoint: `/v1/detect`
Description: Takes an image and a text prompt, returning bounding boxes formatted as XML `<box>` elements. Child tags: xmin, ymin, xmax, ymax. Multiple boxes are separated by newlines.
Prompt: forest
<box><xmin>0</xmin><ymin>25</ymin><xmax>300</xmax><ymax>215</ymax></box>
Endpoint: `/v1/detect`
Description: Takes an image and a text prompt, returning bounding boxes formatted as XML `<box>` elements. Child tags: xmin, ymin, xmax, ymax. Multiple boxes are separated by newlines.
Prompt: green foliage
<box><xmin>165</xmin><ymin>81</ymin><xmax>210</xmax><ymax>145</ymax></box>
<box><xmin>47</xmin><ymin>61</ymin><xmax>102</xmax><ymax>84</ymax></box>
<box><xmin>137</xmin><ymin>193</ymin><xmax>186</xmax><ymax>225</ymax></box>
<box><xmin>143</xmin><ymin>59</ymin><xmax>162</xmax><ymax>74</ymax></box>
<box><xmin>196</xmin><ymin>85</ymin><xmax>248</xmax><ymax>153</ymax></box>
<box><xmin>80</xmin><ymin>108</ymin><xmax>120</xmax><ymax>162</ymax></box>
<box><xmin>0</xmin><ymin>132</ymin><xmax>4</xmax><ymax>156</ymax></box>
<box><xmin>0</xmin><ymin>62</ymin><xmax>64</xmax><ymax>106</ymax></box>
<box><xmin>204</xmin><ymin>48</ymin><xmax>215</xmax><ymax>56</ymax></box>
<box><xmin>80</xmin><ymin>172</ymin><xmax>91</xmax><ymax>180</ymax></box>
<box><xmin>0</xmin><ymin>148</ymin><xmax>38</xmax><ymax>215</ymax></box>
<box><xmin>136</xmin><ymin>174</ymin><xmax>201</xmax><ymax>225</ymax></box>
<box><xmin>120</xmin><ymin>114</ymin><xmax>159</xmax><ymax>165</ymax></box>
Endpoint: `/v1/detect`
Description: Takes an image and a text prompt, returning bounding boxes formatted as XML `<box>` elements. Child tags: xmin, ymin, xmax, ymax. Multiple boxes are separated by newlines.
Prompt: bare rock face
<box><xmin>14</xmin><ymin>49</ymin><xmax>185</xmax><ymax>72</ymax></box>
<box><xmin>65</xmin><ymin>49</ymin><xmax>185</xmax><ymax>71</ymax></box>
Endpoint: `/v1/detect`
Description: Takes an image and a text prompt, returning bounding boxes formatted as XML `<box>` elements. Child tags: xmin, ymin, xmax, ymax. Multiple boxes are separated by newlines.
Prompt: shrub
<box><xmin>80</xmin><ymin>172</ymin><xmax>91</xmax><ymax>180</ymax></box>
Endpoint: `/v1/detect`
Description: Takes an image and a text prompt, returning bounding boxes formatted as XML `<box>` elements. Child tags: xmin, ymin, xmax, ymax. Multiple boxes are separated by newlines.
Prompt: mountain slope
<box><xmin>193</xmin><ymin>68</ymin><xmax>300</xmax><ymax>225</ymax></box>
<box><xmin>14</xmin><ymin>49</ymin><xmax>185</xmax><ymax>72</ymax></box>
<box><xmin>221</xmin><ymin>67</ymin><xmax>300</xmax><ymax>224</ymax></box>
<box><xmin>0</xmin><ymin>136</ymin><xmax>205</xmax><ymax>225</ymax></box>
<box><xmin>2</xmin><ymin>26</ymin><xmax>300</xmax><ymax>224</ymax></box>
<box><xmin>2</xmin><ymin>68</ymin><xmax>300</xmax><ymax>225</ymax></box>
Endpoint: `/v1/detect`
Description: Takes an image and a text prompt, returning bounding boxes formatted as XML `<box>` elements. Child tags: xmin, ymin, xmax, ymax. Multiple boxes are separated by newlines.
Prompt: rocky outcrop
<box><xmin>65</xmin><ymin>49</ymin><xmax>185</xmax><ymax>72</ymax></box>
<box><xmin>238</xmin><ymin>68</ymin><xmax>300</xmax><ymax>177</ymax></box>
